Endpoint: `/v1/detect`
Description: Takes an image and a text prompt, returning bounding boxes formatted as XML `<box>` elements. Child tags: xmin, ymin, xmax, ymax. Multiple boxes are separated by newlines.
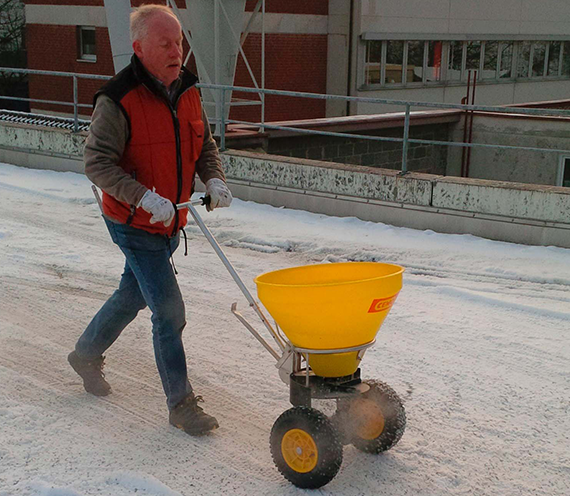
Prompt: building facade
<box><xmin>21</xmin><ymin>0</ymin><xmax>570</xmax><ymax>121</ymax></box>
<box><xmin>342</xmin><ymin>0</ymin><xmax>570</xmax><ymax>114</ymax></box>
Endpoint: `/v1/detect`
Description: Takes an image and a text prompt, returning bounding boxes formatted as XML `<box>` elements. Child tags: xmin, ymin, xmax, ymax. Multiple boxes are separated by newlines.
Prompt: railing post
<box><xmin>220</xmin><ymin>87</ymin><xmax>226</xmax><ymax>151</ymax></box>
<box><xmin>401</xmin><ymin>103</ymin><xmax>411</xmax><ymax>174</ymax></box>
<box><xmin>72</xmin><ymin>76</ymin><xmax>79</xmax><ymax>132</ymax></box>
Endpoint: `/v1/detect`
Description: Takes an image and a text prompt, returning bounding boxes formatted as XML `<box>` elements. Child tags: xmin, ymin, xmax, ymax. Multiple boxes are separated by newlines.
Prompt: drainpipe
<box><xmin>465</xmin><ymin>71</ymin><xmax>477</xmax><ymax>177</ymax></box>
<box><xmin>346</xmin><ymin>0</ymin><xmax>355</xmax><ymax>116</ymax></box>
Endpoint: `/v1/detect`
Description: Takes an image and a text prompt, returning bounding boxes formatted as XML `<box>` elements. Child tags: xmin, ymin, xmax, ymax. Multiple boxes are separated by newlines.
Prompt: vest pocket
<box><xmin>188</xmin><ymin>119</ymin><xmax>204</xmax><ymax>162</ymax></box>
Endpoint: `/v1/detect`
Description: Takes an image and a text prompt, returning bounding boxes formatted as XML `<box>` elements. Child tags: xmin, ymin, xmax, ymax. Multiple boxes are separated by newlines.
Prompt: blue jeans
<box><xmin>76</xmin><ymin>217</ymin><xmax>192</xmax><ymax>410</ymax></box>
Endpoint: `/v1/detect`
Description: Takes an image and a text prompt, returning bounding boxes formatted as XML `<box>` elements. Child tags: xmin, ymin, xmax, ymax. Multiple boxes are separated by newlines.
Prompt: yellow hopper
<box><xmin>254</xmin><ymin>262</ymin><xmax>404</xmax><ymax>377</ymax></box>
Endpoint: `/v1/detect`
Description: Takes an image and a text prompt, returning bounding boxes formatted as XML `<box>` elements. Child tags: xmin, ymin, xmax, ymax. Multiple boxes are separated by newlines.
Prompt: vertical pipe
<box><xmin>261</xmin><ymin>0</ymin><xmax>266</xmax><ymax>131</ymax></box>
<box><xmin>346</xmin><ymin>0</ymin><xmax>355</xmax><ymax>116</ymax></box>
<box><xmin>460</xmin><ymin>70</ymin><xmax>471</xmax><ymax>177</ymax></box>
<box><xmin>401</xmin><ymin>103</ymin><xmax>411</xmax><ymax>174</ymax></box>
<box><xmin>465</xmin><ymin>70</ymin><xmax>477</xmax><ymax>177</ymax></box>
<box><xmin>73</xmin><ymin>76</ymin><xmax>78</xmax><ymax>132</ymax></box>
<box><xmin>214</xmin><ymin>0</ymin><xmax>221</xmax><ymax>135</ymax></box>
<box><xmin>220</xmin><ymin>88</ymin><xmax>226</xmax><ymax>151</ymax></box>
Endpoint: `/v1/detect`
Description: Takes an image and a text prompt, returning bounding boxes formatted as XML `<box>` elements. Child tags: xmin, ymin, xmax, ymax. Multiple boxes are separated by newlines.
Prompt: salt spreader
<box><xmin>178</xmin><ymin>198</ymin><xmax>406</xmax><ymax>489</ymax></box>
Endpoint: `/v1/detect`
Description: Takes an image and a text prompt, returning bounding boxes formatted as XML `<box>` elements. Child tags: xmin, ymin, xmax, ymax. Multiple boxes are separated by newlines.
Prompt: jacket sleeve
<box><xmin>84</xmin><ymin>95</ymin><xmax>148</xmax><ymax>206</ymax></box>
<box><xmin>195</xmin><ymin>107</ymin><xmax>227</xmax><ymax>185</ymax></box>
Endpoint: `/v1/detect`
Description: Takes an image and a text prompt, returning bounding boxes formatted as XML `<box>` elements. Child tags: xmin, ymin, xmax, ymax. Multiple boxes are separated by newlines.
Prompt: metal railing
<box><xmin>2</xmin><ymin>66</ymin><xmax>570</xmax><ymax>174</ymax></box>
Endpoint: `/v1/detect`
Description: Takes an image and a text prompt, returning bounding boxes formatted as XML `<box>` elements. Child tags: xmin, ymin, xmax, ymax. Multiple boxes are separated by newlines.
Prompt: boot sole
<box><xmin>171</xmin><ymin>421</ymin><xmax>219</xmax><ymax>436</ymax></box>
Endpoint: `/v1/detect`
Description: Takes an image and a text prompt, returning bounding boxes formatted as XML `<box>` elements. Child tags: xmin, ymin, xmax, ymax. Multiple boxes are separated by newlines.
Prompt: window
<box><xmin>547</xmin><ymin>41</ymin><xmax>562</xmax><ymax>76</ymax></box>
<box><xmin>559</xmin><ymin>157</ymin><xmax>570</xmax><ymax>187</ymax></box>
<box><xmin>385</xmin><ymin>41</ymin><xmax>404</xmax><ymax>84</ymax></box>
<box><xmin>499</xmin><ymin>42</ymin><xmax>514</xmax><ymax>78</ymax></box>
<box><xmin>407</xmin><ymin>41</ymin><xmax>425</xmax><ymax>83</ymax></box>
<box><xmin>426</xmin><ymin>41</ymin><xmax>443</xmax><ymax>82</ymax></box>
<box><xmin>466</xmin><ymin>41</ymin><xmax>481</xmax><ymax>73</ymax></box>
<box><xmin>77</xmin><ymin>26</ymin><xmax>96</xmax><ymax>62</ymax></box>
<box><xmin>365</xmin><ymin>40</ymin><xmax>382</xmax><ymax>85</ymax></box>
<box><xmin>483</xmin><ymin>41</ymin><xmax>498</xmax><ymax>79</ymax></box>
<box><xmin>362</xmin><ymin>39</ymin><xmax>570</xmax><ymax>88</ymax></box>
<box><xmin>448</xmin><ymin>41</ymin><xmax>463</xmax><ymax>81</ymax></box>
<box><xmin>531</xmin><ymin>42</ymin><xmax>547</xmax><ymax>77</ymax></box>
<box><xmin>563</xmin><ymin>42</ymin><xmax>570</xmax><ymax>76</ymax></box>
<box><xmin>517</xmin><ymin>41</ymin><xmax>531</xmax><ymax>78</ymax></box>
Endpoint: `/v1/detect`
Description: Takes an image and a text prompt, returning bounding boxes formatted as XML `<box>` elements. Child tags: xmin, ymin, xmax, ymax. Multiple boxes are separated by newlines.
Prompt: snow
<box><xmin>0</xmin><ymin>161</ymin><xmax>569</xmax><ymax>495</ymax></box>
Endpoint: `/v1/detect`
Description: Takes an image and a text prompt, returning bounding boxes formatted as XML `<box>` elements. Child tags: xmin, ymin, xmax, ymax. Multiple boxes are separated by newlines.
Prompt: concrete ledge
<box><xmin>228</xmin><ymin>179</ymin><xmax>570</xmax><ymax>247</ymax></box>
<box><xmin>433</xmin><ymin>176</ymin><xmax>570</xmax><ymax>224</ymax></box>
<box><xmin>223</xmin><ymin>150</ymin><xmax>435</xmax><ymax>206</ymax></box>
<box><xmin>0</xmin><ymin>121</ymin><xmax>86</xmax><ymax>157</ymax></box>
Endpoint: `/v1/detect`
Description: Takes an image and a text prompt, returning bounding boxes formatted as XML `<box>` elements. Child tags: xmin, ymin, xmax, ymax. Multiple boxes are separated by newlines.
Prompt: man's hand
<box><xmin>205</xmin><ymin>178</ymin><xmax>232</xmax><ymax>212</ymax></box>
<box><xmin>138</xmin><ymin>190</ymin><xmax>175</xmax><ymax>226</ymax></box>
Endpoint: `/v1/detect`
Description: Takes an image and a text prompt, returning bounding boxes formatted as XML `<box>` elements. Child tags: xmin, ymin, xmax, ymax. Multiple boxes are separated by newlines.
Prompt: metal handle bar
<box><xmin>176</xmin><ymin>198</ymin><xmax>286</xmax><ymax>356</ymax></box>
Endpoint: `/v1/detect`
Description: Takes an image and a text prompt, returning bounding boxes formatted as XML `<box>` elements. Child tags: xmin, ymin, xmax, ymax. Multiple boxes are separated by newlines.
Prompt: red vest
<box><xmin>102</xmin><ymin>85</ymin><xmax>204</xmax><ymax>236</ymax></box>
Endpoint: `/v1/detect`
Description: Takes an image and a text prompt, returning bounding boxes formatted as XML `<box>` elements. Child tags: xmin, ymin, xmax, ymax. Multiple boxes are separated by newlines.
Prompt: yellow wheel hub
<box><xmin>281</xmin><ymin>428</ymin><xmax>318</xmax><ymax>473</ymax></box>
<box><xmin>350</xmin><ymin>398</ymin><xmax>385</xmax><ymax>440</ymax></box>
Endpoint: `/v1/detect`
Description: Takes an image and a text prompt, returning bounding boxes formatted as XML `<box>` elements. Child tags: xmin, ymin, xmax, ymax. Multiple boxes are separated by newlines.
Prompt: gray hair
<box><xmin>130</xmin><ymin>4</ymin><xmax>179</xmax><ymax>43</ymax></box>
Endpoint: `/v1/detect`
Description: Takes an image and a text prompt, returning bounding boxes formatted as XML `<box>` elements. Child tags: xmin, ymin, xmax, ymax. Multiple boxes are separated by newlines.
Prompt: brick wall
<box><xmin>245</xmin><ymin>0</ymin><xmax>328</xmax><ymax>15</ymax></box>
<box><xmin>231</xmin><ymin>33</ymin><xmax>327</xmax><ymax>123</ymax></box>
<box><xmin>25</xmin><ymin>0</ymin><xmax>328</xmax><ymax>120</ymax></box>
<box><xmin>266</xmin><ymin>124</ymin><xmax>450</xmax><ymax>175</ymax></box>
<box><xmin>25</xmin><ymin>0</ymin><xmax>103</xmax><ymax>5</ymax></box>
<box><xmin>26</xmin><ymin>24</ymin><xmax>113</xmax><ymax>115</ymax></box>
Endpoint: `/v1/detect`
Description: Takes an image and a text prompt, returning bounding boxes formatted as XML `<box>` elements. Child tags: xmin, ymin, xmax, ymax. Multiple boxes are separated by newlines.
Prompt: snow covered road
<box><xmin>0</xmin><ymin>163</ymin><xmax>569</xmax><ymax>496</ymax></box>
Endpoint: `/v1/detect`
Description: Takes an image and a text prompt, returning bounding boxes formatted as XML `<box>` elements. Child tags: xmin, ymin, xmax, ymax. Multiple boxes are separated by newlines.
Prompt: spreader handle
<box><xmin>176</xmin><ymin>195</ymin><xmax>211</xmax><ymax>210</ymax></box>
<box><xmin>182</xmin><ymin>202</ymin><xmax>286</xmax><ymax>355</ymax></box>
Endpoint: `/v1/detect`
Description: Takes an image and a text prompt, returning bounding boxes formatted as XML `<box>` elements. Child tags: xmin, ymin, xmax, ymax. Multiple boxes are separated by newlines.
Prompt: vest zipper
<box><xmin>170</xmin><ymin>107</ymin><xmax>182</xmax><ymax>237</ymax></box>
<box><xmin>170</xmin><ymin>86</ymin><xmax>195</xmax><ymax>237</ymax></box>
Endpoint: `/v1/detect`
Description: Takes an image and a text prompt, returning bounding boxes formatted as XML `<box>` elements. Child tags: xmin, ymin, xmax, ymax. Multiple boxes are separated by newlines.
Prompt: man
<box><xmin>68</xmin><ymin>4</ymin><xmax>231</xmax><ymax>436</ymax></box>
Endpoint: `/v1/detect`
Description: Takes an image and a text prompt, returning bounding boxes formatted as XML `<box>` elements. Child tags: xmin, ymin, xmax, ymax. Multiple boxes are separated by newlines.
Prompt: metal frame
<box><xmin>2</xmin><ymin>67</ymin><xmax>570</xmax><ymax>173</ymax></box>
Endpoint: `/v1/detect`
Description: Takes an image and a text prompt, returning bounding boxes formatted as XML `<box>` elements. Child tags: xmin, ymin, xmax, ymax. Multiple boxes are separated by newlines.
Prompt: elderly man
<box><xmin>68</xmin><ymin>4</ymin><xmax>230</xmax><ymax>436</ymax></box>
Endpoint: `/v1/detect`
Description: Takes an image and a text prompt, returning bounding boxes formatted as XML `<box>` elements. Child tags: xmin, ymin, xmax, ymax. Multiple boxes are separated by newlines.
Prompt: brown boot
<box><xmin>68</xmin><ymin>351</ymin><xmax>112</xmax><ymax>397</ymax></box>
<box><xmin>169</xmin><ymin>393</ymin><xmax>219</xmax><ymax>435</ymax></box>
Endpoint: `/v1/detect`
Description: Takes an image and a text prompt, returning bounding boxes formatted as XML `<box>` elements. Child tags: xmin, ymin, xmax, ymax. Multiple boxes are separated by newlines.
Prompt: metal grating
<box><xmin>0</xmin><ymin>110</ymin><xmax>90</xmax><ymax>132</ymax></box>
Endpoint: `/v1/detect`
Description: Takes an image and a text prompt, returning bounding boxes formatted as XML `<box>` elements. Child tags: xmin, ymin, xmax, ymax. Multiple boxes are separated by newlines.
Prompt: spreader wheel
<box><xmin>270</xmin><ymin>406</ymin><xmax>343</xmax><ymax>489</ymax></box>
<box><xmin>342</xmin><ymin>380</ymin><xmax>406</xmax><ymax>454</ymax></box>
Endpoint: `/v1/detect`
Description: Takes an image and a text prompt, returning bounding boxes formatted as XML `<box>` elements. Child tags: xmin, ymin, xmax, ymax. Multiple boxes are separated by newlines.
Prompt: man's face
<box><xmin>133</xmin><ymin>12</ymin><xmax>183</xmax><ymax>87</ymax></box>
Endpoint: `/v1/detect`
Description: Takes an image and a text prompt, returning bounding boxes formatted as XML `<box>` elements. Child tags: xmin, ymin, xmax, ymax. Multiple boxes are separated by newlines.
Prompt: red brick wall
<box><xmin>245</xmin><ymin>0</ymin><xmax>328</xmax><ymax>15</ymax></box>
<box><xmin>25</xmin><ymin>1</ymin><xmax>328</xmax><ymax>120</ymax></box>
<box><xmin>232</xmin><ymin>33</ymin><xmax>327</xmax><ymax>122</ymax></box>
<box><xmin>25</xmin><ymin>0</ymin><xmax>104</xmax><ymax>5</ymax></box>
<box><xmin>26</xmin><ymin>24</ymin><xmax>114</xmax><ymax>115</ymax></box>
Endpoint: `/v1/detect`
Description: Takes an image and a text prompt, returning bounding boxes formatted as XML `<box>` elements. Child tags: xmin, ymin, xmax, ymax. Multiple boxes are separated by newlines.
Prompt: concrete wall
<box><xmin>1</xmin><ymin>121</ymin><xmax>568</xmax><ymax>248</ymax></box>
<box><xmin>360</xmin><ymin>0</ymin><xmax>570</xmax><ymax>36</ymax></box>
<box><xmin>447</xmin><ymin>114</ymin><xmax>570</xmax><ymax>185</ymax></box>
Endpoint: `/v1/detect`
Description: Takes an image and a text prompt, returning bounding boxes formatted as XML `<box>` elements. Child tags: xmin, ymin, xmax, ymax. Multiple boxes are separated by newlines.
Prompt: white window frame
<box><xmin>78</xmin><ymin>26</ymin><xmax>97</xmax><ymax>63</ymax></box>
<box><xmin>360</xmin><ymin>37</ymin><xmax>570</xmax><ymax>90</ymax></box>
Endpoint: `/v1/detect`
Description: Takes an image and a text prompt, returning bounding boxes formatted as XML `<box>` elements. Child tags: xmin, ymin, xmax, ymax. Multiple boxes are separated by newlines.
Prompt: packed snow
<box><xmin>0</xmin><ymin>162</ymin><xmax>569</xmax><ymax>495</ymax></box>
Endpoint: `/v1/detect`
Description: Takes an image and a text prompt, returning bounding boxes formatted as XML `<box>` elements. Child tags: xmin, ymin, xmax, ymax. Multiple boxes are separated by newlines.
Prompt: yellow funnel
<box><xmin>254</xmin><ymin>262</ymin><xmax>403</xmax><ymax>377</ymax></box>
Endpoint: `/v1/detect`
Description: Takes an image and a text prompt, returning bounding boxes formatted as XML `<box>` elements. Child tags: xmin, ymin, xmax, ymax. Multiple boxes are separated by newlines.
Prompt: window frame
<box><xmin>77</xmin><ymin>26</ymin><xmax>97</xmax><ymax>63</ymax></box>
<box><xmin>360</xmin><ymin>38</ymin><xmax>570</xmax><ymax>90</ymax></box>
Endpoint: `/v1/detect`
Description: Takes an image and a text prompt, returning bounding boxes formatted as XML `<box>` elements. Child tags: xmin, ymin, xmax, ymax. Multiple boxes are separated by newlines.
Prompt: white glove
<box><xmin>138</xmin><ymin>190</ymin><xmax>175</xmax><ymax>226</ymax></box>
<box><xmin>205</xmin><ymin>178</ymin><xmax>232</xmax><ymax>212</ymax></box>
